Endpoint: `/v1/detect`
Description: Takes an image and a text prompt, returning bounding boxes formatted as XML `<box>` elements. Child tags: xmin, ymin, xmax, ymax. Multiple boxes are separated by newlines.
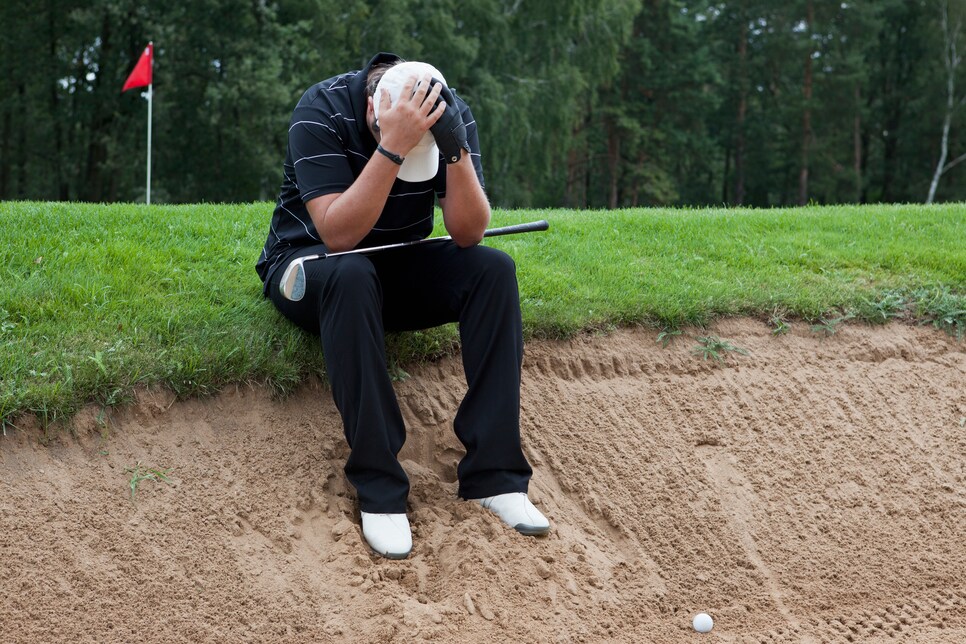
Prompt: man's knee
<box><xmin>311</xmin><ymin>255</ymin><xmax>382</xmax><ymax>322</ymax></box>
<box><xmin>316</xmin><ymin>254</ymin><xmax>378</xmax><ymax>292</ymax></box>
<box><xmin>466</xmin><ymin>246</ymin><xmax>518</xmax><ymax>284</ymax></box>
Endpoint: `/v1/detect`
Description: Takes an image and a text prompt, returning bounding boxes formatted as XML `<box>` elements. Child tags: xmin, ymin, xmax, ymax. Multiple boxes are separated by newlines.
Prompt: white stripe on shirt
<box><xmin>294</xmin><ymin>153</ymin><xmax>346</xmax><ymax>166</ymax></box>
<box><xmin>387</xmin><ymin>188</ymin><xmax>434</xmax><ymax>198</ymax></box>
<box><xmin>279</xmin><ymin>203</ymin><xmax>321</xmax><ymax>241</ymax></box>
<box><xmin>301</xmin><ymin>187</ymin><xmax>336</xmax><ymax>200</ymax></box>
<box><xmin>289</xmin><ymin>120</ymin><xmax>339</xmax><ymax>134</ymax></box>
<box><xmin>371</xmin><ymin>213</ymin><xmax>433</xmax><ymax>232</ymax></box>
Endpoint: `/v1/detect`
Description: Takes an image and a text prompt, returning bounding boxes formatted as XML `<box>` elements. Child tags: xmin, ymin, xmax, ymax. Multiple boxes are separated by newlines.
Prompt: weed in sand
<box><xmin>95</xmin><ymin>407</ymin><xmax>113</xmax><ymax>449</ymax></box>
<box><xmin>388</xmin><ymin>361</ymin><xmax>410</xmax><ymax>383</ymax></box>
<box><xmin>125</xmin><ymin>462</ymin><xmax>173</xmax><ymax>501</ymax></box>
<box><xmin>99</xmin><ymin>386</ymin><xmax>130</xmax><ymax>409</ymax></box>
<box><xmin>31</xmin><ymin>401</ymin><xmax>60</xmax><ymax>445</ymax></box>
<box><xmin>768</xmin><ymin>308</ymin><xmax>791</xmax><ymax>335</ymax></box>
<box><xmin>656</xmin><ymin>327</ymin><xmax>682</xmax><ymax>347</ymax></box>
<box><xmin>811</xmin><ymin>313</ymin><xmax>855</xmax><ymax>337</ymax></box>
<box><xmin>692</xmin><ymin>336</ymin><xmax>749</xmax><ymax>364</ymax></box>
<box><xmin>0</xmin><ymin>393</ymin><xmax>16</xmax><ymax>437</ymax></box>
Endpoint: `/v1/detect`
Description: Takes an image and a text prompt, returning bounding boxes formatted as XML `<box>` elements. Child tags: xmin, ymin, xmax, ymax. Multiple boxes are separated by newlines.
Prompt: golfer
<box><xmin>255</xmin><ymin>53</ymin><xmax>549</xmax><ymax>559</ymax></box>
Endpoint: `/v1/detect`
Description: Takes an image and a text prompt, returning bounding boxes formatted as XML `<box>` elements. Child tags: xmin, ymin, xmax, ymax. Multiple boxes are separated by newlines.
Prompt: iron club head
<box><xmin>279</xmin><ymin>256</ymin><xmax>310</xmax><ymax>302</ymax></box>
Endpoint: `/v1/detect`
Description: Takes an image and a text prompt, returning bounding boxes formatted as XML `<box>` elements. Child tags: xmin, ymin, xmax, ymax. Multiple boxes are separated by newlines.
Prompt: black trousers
<box><xmin>268</xmin><ymin>241</ymin><xmax>533</xmax><ymax>513</ymax></box>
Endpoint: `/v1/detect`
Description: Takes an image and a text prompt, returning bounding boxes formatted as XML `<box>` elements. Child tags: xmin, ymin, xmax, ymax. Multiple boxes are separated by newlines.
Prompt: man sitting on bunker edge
<box><xmin>255</xmin><ymin>52</ymin><xmax>550</xmax><ymax>559</ymax></box>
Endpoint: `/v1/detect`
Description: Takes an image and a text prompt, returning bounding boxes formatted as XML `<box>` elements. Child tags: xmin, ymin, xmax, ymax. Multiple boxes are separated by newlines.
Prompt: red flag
<box><xmin>122</xmin><ymin>43</ymin><xmax>153</xmax><ymax>92</ymax></box>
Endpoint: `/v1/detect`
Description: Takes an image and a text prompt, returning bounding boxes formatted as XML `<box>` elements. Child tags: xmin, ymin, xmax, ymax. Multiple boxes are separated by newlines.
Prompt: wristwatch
<box><xmin>376</xmin><ymin>145</ymin><xmax>404</xmax><ymax>165</ymax></box>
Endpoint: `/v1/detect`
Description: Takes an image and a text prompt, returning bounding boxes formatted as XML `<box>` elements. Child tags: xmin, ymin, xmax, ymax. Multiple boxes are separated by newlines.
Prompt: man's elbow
<box><xmin>452</xmin><ymin>230</ymin><xmax>484</xmax><ymax>248</ymax></box>
<box><xmin>447</xmin><ymin>206</ymin><xmax>490</xmax><ymax>248</ymax></box>
<box><xmin>321</xmin><ymin>235</ymin><xmax>356</xmax><ymax>253</ymax></box>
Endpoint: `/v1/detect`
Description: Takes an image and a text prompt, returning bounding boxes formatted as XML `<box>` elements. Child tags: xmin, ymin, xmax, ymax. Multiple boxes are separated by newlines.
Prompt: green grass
<box><xmin>2</xmin><ymin>201</ymin><xmax>964</xmax><ymax>426</ymax></box>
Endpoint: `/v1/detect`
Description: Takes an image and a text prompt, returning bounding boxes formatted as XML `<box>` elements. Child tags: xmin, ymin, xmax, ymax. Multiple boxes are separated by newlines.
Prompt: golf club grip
<box><xmin>482</xmin><ymin>220</ymin><xmax>550</xmax><ymax>238</ymax></box>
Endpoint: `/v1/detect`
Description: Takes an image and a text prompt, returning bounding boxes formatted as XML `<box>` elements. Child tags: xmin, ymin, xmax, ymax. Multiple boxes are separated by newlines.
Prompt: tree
<box><xmin>734</xmin><ymin>1</ymin><xmax>750</xmax><ymax>205</ymax></box>
<box><xmin>2</xmin><ymin>0</ymin><xmax>964</xmax><ymax>206</ymax></box>
<box><xmin>927</xmin><ymin>0</ymin><xmax>966</xmax><ymax>203</ymax></box>
<box><xmin>587</xmin><ymin>0</ymin><xmax>720</xmax><ymax>208</ymax></box>
<box><xmin>826</xmin><ymin>1</ymin><xmax>886</xmax><ymax>203</ymax></box>
<box><xmin>870</xmin><ymin>2</ymin><xmax>933</xmax><ymax>203</ymax></box>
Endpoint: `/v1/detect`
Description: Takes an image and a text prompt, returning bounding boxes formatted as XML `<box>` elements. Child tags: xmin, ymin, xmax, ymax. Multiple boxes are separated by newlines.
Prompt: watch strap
<box><xmin>376</xmin><ymin>145</ymin><xmax>404</xmax><ymax>165</ymax></box>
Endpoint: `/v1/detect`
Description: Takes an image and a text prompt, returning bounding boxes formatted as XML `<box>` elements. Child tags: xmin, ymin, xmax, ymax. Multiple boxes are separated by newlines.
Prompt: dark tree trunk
<box><xmin>631</xmin><ymin>150</ymin><xmax>646</xmax><ymax>207</ymax></box>
<box><xmin>0</xmin><ymin>105</ymin><xmax>10</xmax><ymax>198</ymax></box>
<box><xmin>82</xmin><ymin>13</ymin><xmax>113</xmax><ymax>201</ymax></box>
<box><xmin>584</xmin><ymin>101</ymin><xmax>592</xmax><ymax>207</ymax></box>
<box><xmin>879</xmin><ymin>13</ymin><xmax>915</xmax><ymax>204</ymax></box>
<box><xmin>606</xmin><ymin>118</ymin><xmax>620</xmax><ymax>209</ymax></box>
<box><xmin>853</xmin><ymin>84</ymin><xmax>862</xmax><ymax>203</ymax></box>
<box><xmin>48</xmin><ymin>1</ymin><xmax>68</xmax><ymax>200</ymax></box>
<box><xmin>881</xmin><ymin>84</ymin><xmax>904</xmax><ymax>203</ymax></box>
<box><xmin>565</xmin><ymin>144</ymin><xmax>581</xmax><ymax>208</ymax></box>
<box><xmin>860</xmin><ymin>88</ymin><xmax>873</xmax><ymax>204</ymax></box>
<box><xmin>735</xmin><ymin>15</ymin><xmax>748</xmax><ymax>205</ymax></box>
<box><xmin>799</xmin><ymin>0</ymin><xmax>814</xmax><ymax>206</ymax></box>
<box><xmin>16</xmin><ymin>83</ymin><xmax>26</xmax><ymax>197</ymax></box>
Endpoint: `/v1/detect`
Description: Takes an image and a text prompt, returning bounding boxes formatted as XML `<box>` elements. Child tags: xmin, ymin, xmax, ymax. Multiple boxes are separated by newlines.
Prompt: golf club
<box><xmin>279</xmin><ymin>219</ymin><xmax>549</xmax><ymax>302</ymax></box>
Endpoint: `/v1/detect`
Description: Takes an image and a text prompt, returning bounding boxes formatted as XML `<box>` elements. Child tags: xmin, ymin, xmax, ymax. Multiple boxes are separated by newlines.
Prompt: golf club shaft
<box><xmin>279</xmin><ymin>219</ymin><xmax>549</xmax><ymax>301</ymax></box>
<box><xmin>321</xmin><ymin>219</ymin><xmax>549</xmax><ymax>259</ymax></box>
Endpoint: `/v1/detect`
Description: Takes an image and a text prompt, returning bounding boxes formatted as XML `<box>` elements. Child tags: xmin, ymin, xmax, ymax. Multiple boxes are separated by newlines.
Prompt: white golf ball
<box><xmin>692</xmin><ymin>612</ymin><xmax>714</xmax><ymax>633</ymax></box>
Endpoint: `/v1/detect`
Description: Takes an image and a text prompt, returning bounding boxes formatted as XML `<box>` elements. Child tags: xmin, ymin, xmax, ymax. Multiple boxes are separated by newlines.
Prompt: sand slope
<box><xmin>2</xmin><ymin>319</ymin><xmax>965</xmax><ymax>643</ymax></box>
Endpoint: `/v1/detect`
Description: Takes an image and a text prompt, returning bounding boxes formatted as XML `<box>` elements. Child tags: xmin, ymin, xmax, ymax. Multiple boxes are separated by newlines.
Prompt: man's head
<box><xmin>365</xmin><ymin>61</ymin><xmax>401</xmax><ymax>140</ymax></box>
<box><xmin>366</xmin><ymin>62</ymin><xmax>398</xmax><ymax>101</ymax></box>
<box><xmin>366</xmin><ymin>60</ymin><xmax>449</xmax><ymax>183</ymax></box>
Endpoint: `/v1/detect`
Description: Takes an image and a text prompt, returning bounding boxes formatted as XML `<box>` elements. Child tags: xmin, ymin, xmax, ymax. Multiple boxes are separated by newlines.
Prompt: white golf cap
<box><xmin>373</xmin><ymin>61</ymin><xmax>446</xmax><ymax>183</ymax></box>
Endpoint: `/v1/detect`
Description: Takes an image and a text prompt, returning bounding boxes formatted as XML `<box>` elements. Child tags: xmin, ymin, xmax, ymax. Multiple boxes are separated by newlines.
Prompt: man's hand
<box><xmin>377</xmin><ymin>74</ymin><xmax>444</xmax><ymax>157</ymax></box>
<box><xmin>429</xmin><ymin>81</ymin><xmax>469</xmax><ymax>164</ymax></box>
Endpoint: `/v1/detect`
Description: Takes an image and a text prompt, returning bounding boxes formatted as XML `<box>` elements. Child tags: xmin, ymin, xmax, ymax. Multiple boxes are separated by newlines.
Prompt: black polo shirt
<box><xmin>255</xmin><ymin>52</ymin><xmax>485</xmax><ymax>294</ymax></box>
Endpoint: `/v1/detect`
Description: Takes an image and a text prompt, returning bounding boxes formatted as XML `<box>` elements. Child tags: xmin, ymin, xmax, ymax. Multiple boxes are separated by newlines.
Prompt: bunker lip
<box><xmin>2</xmin><ymin>318</ymin><xmax>965</xmax><ymax>643</ymax></box>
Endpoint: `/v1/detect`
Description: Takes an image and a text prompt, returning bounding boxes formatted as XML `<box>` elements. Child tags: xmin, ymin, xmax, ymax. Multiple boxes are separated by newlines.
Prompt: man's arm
<box><xmin>433</xmin><ymin>90</ymin><xmax>490</xmax><ymax>247</ymax></box>
<box><xmin>306</xmin><ymin>74</ymin><xmax>444</xmax><ymax>253</ymax></box>
<box><xmin>438</xmin><ymin>157</ymin><xmax>490</xmax><ymax>247</ymax></box>
<box><xmin>304</xmin><ymin>154</ymin><xmax>399</xmax><ymax>253</ymax></box>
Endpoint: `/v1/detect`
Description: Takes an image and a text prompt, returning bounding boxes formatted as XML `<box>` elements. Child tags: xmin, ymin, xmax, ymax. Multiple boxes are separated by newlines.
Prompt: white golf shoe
<box><xmin>476</xmin><ymin>492</ymin><xmax>550</xmax><ymax>536</ymax></box>
<box><xmin>360</xmin><ymin>512</ymin><xmax>412</xmax><ymax>559</ymax></box>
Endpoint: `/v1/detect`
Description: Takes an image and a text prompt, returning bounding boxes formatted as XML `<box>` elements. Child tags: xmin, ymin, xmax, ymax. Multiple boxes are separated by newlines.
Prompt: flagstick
<box><xmin>146</xmin><ymin>83</ymin><xmax>152</xmax><ymax>205</ymax></box>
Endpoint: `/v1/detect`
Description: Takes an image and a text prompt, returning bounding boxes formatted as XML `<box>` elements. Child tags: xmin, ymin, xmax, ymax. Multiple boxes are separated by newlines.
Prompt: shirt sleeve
<box><xmin>288</xmin><ymin>106</ymin><xmax>355</xmax><ymax>203</ymax></box>
<box><xmin>435</xmin><ymin>93</ymin><xmax>485</xmax><ymax>199</ymax></box>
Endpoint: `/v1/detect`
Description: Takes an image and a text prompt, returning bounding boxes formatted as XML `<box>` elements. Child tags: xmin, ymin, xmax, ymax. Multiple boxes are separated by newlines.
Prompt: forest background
<box><xmin>2</xmin><ymin>0</ymin><xmax>965</xmax><ymax>209</ymax></box>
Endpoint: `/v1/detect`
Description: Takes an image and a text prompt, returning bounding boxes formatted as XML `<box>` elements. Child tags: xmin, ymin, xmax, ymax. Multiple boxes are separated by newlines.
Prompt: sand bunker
<box><xmin>2</xmin><ymin>318</ymin><xmax>965</xmax><ymax>643</ymax></box>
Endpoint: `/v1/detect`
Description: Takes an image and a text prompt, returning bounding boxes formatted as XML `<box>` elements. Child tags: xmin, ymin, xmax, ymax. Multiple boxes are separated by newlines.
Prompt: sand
<box><xmin>1</xmin><ymin>318</ymin><xmax>964</xmax><ymax>643</ymax></box>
